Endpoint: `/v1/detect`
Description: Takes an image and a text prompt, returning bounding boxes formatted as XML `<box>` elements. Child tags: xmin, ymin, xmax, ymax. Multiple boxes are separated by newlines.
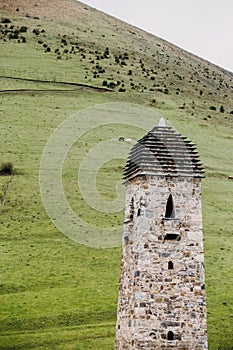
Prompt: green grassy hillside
<box><xmin>0</xmin><ymin>1</ymin><xmax>233</xmax><ymax>349</ymax></box>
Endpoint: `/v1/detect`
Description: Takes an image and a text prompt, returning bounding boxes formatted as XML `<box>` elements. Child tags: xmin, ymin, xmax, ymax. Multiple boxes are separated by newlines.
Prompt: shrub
<box><xmin>209</xmin><ymin>106</ymin><xmax>216</xmax><ymax>111</ymax></box>
<box><xmin>8</xmin><ymin>31</ymin><xmax>19</xmax><ymax>40</ymax></box>
<box><xmin>220</xmin><ymin>105</ymin><xmax>225</xmax><ymax>113</ymax></box>
<box><xmin>32</xmin><ymin>28</ymin><xmax>40</xmax><ymax>36</ymax></box>
<box><xmin>61</xmin><ymin>38</ymin><xmax>67</xmax><ymax>45</ymax></box>
<box><xmin>20</xmin><ymin>26</ymin><xmax>27</xmax><ymax>33</ymax></box>
<box><xmin>107</xmin><ymin>81</ymin><xmax>116</xmax><ymax>89</ymax></box>
<box><xmin>0</xmin><ymin>162</ymin><xmax>13</xmax><ymax>175</ymax></box>
<box><xmin>114</xmin><ymin>56</ymin><xmax>120</xmax><ymax>64</ymax></box>
<box><xmin>103</xmin><ymin>47</ymin><xmax>109</xmax><ymax>58</ymax></box>
<box><xmin>119</xmin><ymin>87</ymin><xmax>126</xmax><ymax>92</ymax></box>
<box><xmin>1</xmin><ymin>18</ymin><xmax>11</xmax><ymax>23</ymax></box>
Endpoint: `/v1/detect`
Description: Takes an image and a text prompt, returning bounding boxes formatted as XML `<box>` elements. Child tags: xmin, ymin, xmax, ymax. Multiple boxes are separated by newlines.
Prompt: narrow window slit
<box><xmin>168</xmin><ymin>261</ymin><xmax>174</xmax><ymax>269</ymax></box>
<box><xmin>165</xmin><ymin>194</ymin><xmax>175</xmax><ymax>218</ymax></box>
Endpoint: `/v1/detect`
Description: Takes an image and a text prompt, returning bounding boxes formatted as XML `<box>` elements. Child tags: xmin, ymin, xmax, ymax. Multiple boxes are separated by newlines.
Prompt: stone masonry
<box><xmin>115</xmin><ymin>121</ymin><xmax>208</xmax><ymax>349</ymax></box>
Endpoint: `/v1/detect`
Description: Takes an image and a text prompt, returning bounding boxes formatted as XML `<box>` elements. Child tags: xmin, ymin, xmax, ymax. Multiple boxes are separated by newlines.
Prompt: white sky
<box><xmin>81</xmin><ymin>0</ymin><xmax>233</xmax><ymax>73</ymax></box>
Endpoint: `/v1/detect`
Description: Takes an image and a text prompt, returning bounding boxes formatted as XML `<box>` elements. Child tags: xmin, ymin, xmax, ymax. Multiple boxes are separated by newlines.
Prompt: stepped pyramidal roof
<box><xmin>123</xmin><ymin>118</ymin><xmax>205</xmax><ymax>181</ymax></box>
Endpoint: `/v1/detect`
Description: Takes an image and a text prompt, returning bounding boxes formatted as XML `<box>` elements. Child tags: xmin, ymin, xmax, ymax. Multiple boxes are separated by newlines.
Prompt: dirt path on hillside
<box><xmin>0</xmin><ymin>75</ymin><xmax>112</xmax><ymax>93</ymax></box>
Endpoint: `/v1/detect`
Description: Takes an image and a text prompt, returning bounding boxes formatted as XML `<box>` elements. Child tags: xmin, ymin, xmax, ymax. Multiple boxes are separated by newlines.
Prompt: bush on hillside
<box><xmin>32</xmin><ymin>28</ymin><xmax>40</xmax><ymax>36</ymax></box>
<box><xmin>0</xmin><ymin>162</ymin><xmax>13</xmax><ymax>176</ymax></box>
<box><xmin>1</xmin><ymin>18</ymin><xmax>11</xmax><ymax>23</ymax></box>
<box><xmin>119</xmin><ymin>87</ymin><xmax>126</xmax><ymax>92</ymax></box>
<box><xmin>107</xmin><ymin>81</ymin><xmax>116</xmax><ymax>89</ymax></box>
<box><xmin>20</xmin><ymin>26</ymin><xmax>28</xmax><ymax>33</ymax></box>
<box><xmin>8</xmin><ymin>31</ymin><xmax>19</xmax><ymax>40</ymax></box>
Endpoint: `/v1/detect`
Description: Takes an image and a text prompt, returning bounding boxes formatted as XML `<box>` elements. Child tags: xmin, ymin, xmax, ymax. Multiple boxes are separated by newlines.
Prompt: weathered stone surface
<box><xmin>115</xmin><ymin>125</ymin><xmax>208</xmax><ymax>350</ymax></box>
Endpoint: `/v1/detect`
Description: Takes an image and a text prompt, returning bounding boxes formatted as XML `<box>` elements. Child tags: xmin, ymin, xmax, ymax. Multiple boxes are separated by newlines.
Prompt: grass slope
<box><xmin>0</xmin><ymin>1</ymin><xmax>233</xmax><ymax>349</ymax></box>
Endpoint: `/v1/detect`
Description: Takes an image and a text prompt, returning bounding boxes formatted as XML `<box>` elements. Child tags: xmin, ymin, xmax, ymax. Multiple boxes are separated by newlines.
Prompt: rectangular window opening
<box><xmin>164</xmin><ymin>233</ymin><xmax>180</xmax><ymax>241</ymax></box>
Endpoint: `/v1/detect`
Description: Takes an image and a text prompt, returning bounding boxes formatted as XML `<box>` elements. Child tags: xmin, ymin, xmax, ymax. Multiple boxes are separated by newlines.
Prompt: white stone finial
<box><xmin>159</xmin><ymin>117</ymin><xmax>166</xmax><ymax>127</ymax></box>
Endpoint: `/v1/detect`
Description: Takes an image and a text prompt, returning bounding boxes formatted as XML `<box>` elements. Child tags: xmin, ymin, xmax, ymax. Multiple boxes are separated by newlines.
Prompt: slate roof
<box><xmin>123</xmin><ymin>122</ymin><xmax>205</xmax><ymax>181</ymax></box>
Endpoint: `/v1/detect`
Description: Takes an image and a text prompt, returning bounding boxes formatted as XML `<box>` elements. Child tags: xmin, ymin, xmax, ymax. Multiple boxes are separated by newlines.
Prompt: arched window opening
<box><xmin>129</xmin><ymin>198</ymin><xmax>134</xmax><ymax>220</ymax></box>
<box><xmin>165</xmin><ymin>194</ymin><xmax>175</xmax><ymax>218</ymax></box>
<box><xmin>167</xmin><ymin>331</ymin><xmax>174</xmax><ymax>341</ymax></box>
<box><xmin>168</xmin><ymin>261</ymin><xmax>174</xmax><ymax>270</ymax></box>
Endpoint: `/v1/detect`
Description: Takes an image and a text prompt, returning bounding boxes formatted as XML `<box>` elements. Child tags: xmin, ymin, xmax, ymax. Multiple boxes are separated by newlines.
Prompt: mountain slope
<box><xmin>1</xmin><ymin>0</ymin><xmax>233</xmax><ymax>112</ymax></box>
<box><xmin>0</xmin><ymin>1</ymin><xmax>233</xmax><ymax>350</ymax></box>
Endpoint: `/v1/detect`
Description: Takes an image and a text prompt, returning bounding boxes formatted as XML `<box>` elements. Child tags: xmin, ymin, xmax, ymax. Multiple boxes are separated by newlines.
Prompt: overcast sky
<box><xmin>81</xmin><ymin>0</ymin><xmax>233</xmax><ymax>73</ymax></box>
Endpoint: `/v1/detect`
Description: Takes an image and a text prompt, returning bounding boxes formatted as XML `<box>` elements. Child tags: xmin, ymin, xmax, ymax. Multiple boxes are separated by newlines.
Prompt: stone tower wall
<box><xmin>115</xmin><ymin>175</ymin><xmax>208</xmax><ymax>350</ymax></box>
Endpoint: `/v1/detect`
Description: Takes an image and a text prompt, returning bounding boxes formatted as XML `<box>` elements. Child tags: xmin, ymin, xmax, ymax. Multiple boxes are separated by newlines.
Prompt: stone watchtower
<box><xmin>115</xmin><ymin>120</ymin><xmax>208</xmax><ymax>349</ymax></box>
